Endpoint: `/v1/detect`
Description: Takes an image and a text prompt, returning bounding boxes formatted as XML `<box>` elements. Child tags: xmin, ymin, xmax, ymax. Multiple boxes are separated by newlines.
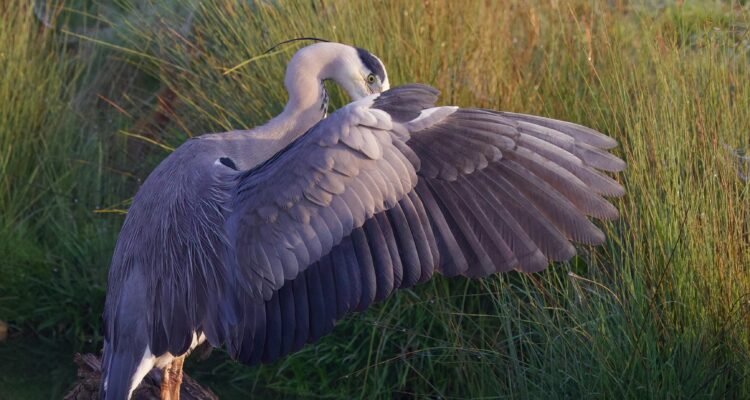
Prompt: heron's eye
<box><xmin>366</xmin><ymin>74</ymin><xmax>376</xmax><ymax>84</ymax></box>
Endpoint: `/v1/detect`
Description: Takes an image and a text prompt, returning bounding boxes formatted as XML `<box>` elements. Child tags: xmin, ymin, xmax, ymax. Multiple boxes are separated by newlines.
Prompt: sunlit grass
<box><xmin>2</xmin><ymin>0</ymin><xmax>750</xmax><ymax>398</ymax></box>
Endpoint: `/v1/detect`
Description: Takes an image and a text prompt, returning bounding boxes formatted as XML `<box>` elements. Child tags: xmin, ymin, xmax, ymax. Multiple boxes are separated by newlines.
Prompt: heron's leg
<box><xmin>161</xmin><ymin>356</ymin><xmax>185</xmax><ymax>400</ymax></box>
<box><xmin>160</xmin><ymin>362</ymin><xmax>173</xmax><ymax>400</ymax></box>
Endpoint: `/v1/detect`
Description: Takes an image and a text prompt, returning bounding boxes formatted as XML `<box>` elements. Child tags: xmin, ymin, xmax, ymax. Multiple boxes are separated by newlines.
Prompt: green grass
<box><xmin>1</xmin><ymin>0</ymin><xmax>750</xmax><ymax>398</ymax></box>
<box><xmin>0</xmin><ymin>1</ymin><xmax>140</xmax><ymax>347</ymax></box>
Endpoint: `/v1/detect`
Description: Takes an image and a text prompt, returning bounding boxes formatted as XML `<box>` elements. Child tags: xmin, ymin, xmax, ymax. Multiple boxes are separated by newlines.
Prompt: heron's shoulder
<box><xmin>127</xmin><ymin>139</ymin><xmax>228</xmax><ymax>211</ymax></box>
<box><xmin>116</xmin><ymin>138</ymin><xmax>229</xmax><ymax>255</ymax></box>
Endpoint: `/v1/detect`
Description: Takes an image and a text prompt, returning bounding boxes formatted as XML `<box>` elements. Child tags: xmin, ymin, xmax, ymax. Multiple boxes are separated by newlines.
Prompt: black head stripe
<box><xmin>356</xmin><ymin>47</ymin><xmax>386</xmax><ymax>82</ymax></box>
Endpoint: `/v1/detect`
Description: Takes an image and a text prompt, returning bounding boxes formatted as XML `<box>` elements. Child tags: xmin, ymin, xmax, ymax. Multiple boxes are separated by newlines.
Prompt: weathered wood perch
<box><xmin>64</xmin><ymin>353</ymin><xmax>218</xmax><ymax>400</ymax></box>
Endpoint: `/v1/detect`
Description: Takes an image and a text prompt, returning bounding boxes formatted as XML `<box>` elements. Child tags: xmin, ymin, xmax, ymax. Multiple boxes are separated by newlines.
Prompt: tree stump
<box><xmin>64</xmin><ymin>353</ymin><xmax>218</xmax><ymax>400</ymax></box>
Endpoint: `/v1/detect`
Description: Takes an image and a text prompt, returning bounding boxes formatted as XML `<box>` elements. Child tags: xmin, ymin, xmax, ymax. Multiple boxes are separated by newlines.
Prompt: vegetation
<box><xmin>1</xmin><ymin>0</ymin><xmax>749</xmax><ymax>398</ymax></box>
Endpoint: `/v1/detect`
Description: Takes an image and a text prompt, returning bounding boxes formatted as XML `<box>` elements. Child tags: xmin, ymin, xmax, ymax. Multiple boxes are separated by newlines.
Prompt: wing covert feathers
<box><xmin>229</xmin><ymin>97</ymin><xmax>425</xmax><ymax>300</ymax></box>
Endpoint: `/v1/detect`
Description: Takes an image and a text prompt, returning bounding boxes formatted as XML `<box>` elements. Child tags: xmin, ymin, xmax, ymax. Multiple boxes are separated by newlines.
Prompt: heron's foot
<box><xmin>160</xmin><ymin>356</ymin><xmax>185</xmax><ymax>400</ymax></box>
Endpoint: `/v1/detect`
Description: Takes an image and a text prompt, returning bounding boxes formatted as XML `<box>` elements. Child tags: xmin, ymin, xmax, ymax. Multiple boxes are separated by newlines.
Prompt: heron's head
<box><xmin>341</xmin><ymin>47</ymin><xmax>390</xmax><ymax>99</ymax></box>
<box><xmin>287</xmin><ymin>42</ymin><xmax>390</xmax><ymax>100</ymax></box>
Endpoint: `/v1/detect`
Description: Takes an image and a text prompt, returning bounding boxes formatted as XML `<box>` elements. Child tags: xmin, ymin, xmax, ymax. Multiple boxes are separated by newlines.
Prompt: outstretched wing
<box><xmin>225</xmin><ymin>89</ymin><xmax>427</xmax><ymax>301</ymax></box>
<box><xmin>213</xmin><ymin>84</ymin><xmax>625</xmax><ymax>363</ymax></box>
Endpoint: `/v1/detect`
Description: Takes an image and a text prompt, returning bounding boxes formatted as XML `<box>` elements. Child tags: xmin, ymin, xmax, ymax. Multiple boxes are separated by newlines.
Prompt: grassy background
<box><xmin>1</xmin><ymin>0</ymin><xmax>749</xmax><ymax>398</ymax></box>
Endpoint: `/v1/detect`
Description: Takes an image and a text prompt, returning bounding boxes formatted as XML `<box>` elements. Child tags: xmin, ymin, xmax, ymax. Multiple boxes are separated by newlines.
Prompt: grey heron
<box><xmin>101</xmin><ymin>41</ymin><xmax>625</xmax><ymax>399</ymax></box>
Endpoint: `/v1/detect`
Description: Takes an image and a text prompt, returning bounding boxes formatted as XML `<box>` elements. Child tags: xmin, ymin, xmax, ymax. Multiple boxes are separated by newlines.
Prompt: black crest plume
<box><xmin>264</xmin><ymin>37</ymin><xmax>331</xmax><ymax>54</ymax></box>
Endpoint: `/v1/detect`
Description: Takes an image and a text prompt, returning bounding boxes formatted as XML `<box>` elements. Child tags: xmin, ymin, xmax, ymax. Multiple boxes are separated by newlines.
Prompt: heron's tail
<box><xmin>100</xmin><ymin>340</ymin><xmax>154</xmax><ymax>400</ymax></box>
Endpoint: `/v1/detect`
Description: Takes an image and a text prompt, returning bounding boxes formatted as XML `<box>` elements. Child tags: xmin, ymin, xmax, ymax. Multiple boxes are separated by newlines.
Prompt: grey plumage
<box><xmin>215</xmin><ymin>84</ymin><xmax>625</xmax><ymax>365</ymax></box>
<box><xmin>101</xmin><ymin>42</ymin><xmax>625</xmax><ymax>399</ymax></box>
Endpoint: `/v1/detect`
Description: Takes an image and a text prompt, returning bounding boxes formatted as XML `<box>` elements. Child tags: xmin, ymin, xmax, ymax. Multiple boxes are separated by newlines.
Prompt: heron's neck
<box><xmin>249</xmin><ymin>46</ymin><xmax>337</xmax><ymax>148</ymax></box>
<box><xmin>251</xmin><ymin>81</ymin><xmax>327</xmax><ymax>143</ymax></box>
